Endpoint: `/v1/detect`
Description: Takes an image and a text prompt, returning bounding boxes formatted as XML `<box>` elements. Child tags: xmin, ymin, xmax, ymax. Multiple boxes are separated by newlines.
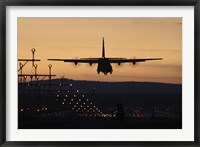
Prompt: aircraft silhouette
<box><xmin>48</xmin><ymin>38</ymin><xmax>162</xmax><ymax>75</ymax></box>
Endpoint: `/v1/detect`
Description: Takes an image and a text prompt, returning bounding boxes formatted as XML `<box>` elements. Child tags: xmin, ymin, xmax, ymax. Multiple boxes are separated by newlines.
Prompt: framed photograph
<box><xmin>1</xmin><ymin>0</ymin><xmax>200</xmax><ymax>146</ymax></box>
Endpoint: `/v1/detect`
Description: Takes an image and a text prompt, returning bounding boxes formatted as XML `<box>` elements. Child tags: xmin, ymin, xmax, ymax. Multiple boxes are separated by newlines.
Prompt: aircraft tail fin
<box><xmin>102</xmin><ymin>37</ymin><xmax>105</xmax><ymax>58</ymax></box>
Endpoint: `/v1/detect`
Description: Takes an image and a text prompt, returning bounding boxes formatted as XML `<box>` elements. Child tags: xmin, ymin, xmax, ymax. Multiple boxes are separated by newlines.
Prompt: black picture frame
<box><xmin>0</xmin><ymin>0</ymin><xmax>199</xmax><ymax>146</ymax></box>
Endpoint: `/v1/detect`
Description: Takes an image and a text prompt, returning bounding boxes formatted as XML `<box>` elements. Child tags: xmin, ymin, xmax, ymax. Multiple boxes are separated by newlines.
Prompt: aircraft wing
<box><xmin>109</xmin><ymin>58</ymin><xmax>162</xmax><ymax>63</ymax></box>
<box><xmin>48</xmin><ymin>58</ymin><xmax>99</xmax><ymax>64</ymax></box>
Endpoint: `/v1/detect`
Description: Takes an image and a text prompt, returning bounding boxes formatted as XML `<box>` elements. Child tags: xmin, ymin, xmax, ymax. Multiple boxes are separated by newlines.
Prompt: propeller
<box><xmin>86</xmin><ymin>62</ymin><xmax>95</xmax><ymax>68</ymax></box>
<box><xmin>129</xmin><ymin>56</ymin><xmax>139</xmax><ymax>67</ymax></box>
<box><xmin>114</xmin><ymin>62</ymin><xmax>124</xmax><ymax>68</ymax></box>
<box><xmin>71</xmin><ymin>57</ymin><xmax>81</xmax><ymax>67</ymax></box>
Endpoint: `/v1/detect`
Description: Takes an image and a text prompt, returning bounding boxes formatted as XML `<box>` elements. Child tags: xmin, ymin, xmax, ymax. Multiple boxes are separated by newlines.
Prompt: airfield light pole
<box><xmin>34</xmin><ymin>64</ymin><xmax>38</xmax><ymax>79</ymax></box>
<box><xmin>48</xmin><ymin>64</ymin><xmax>52</xmax><ymax>92</ymax></box>
<box><xmin>19</xmin><ymin>62</ymin><xmax>23</xmax><ymax>82</ymax></box>
<box><xmin>31</xmin><ymin>48</ymin><xmax>36</xmax><ymax>67</ymax></box>
<box><xmin>48</xmin><ymin>64</ymin><xmax>52</xmax><ymax>79</ymax></box>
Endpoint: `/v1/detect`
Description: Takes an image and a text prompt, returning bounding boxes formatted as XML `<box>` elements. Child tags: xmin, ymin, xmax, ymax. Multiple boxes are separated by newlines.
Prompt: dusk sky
<box><xmin>18</xmin><ymin>18</ymin><xmax>182</xmax><ymax>84</ymax></box>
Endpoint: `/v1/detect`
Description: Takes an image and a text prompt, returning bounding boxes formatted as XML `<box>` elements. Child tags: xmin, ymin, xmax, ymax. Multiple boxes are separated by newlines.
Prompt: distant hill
<box><xmin>20</xmin><ymin>78</ymin><xmax>182</xmax><ymax>111</ymax></box>
<box><xmin>36</xmin><ymin>78</ymin><xmax>182</xmax><ymax>94</ymax></box>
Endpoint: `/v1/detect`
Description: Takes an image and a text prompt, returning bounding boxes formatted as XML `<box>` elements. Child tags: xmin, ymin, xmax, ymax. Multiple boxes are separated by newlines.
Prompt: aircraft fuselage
<box><xmin>97</xmin><ymin>58</ymin><xmax>113</xmax><ymax>75</ymax></box>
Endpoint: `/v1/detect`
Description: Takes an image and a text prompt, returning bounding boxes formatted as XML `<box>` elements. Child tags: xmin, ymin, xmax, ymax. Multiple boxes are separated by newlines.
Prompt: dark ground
<box><xmin>19</xmin><ymin>117</ymin><xmax>182</xmax><ymax>129</ymax></box>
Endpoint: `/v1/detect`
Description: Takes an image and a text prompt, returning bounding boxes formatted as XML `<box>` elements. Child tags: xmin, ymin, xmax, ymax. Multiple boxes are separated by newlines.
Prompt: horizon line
<box><xmin>18</xmin><ymin>77</ymin><xmax>182</xmax><ymax>85</ymax></box>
